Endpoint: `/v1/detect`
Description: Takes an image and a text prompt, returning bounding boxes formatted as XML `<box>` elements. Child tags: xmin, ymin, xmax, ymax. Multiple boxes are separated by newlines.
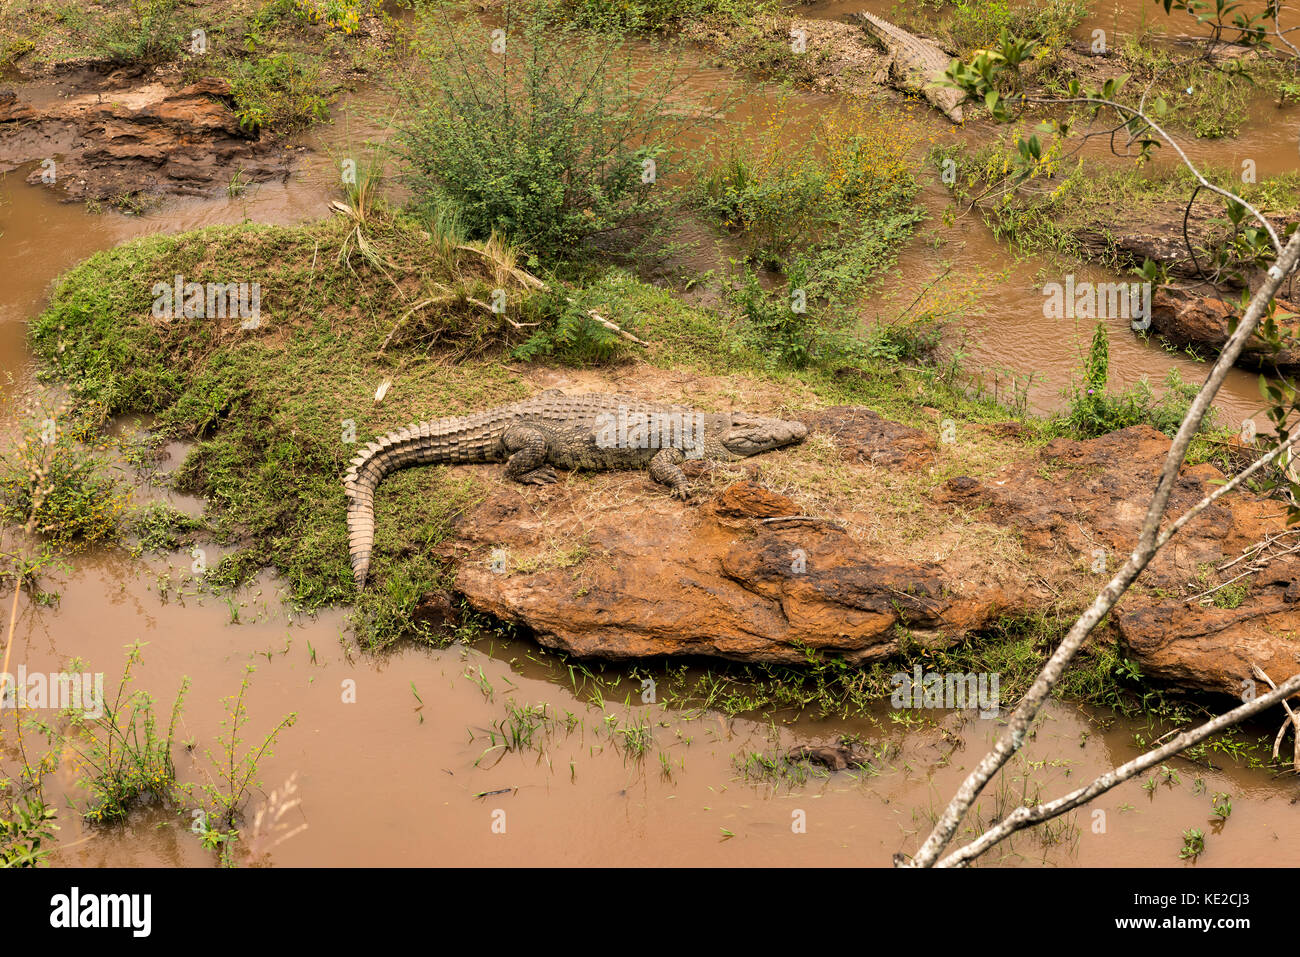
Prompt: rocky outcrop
<box><xmin>449</xmin><ymin>487</ymin><xmax>1027</xmax><ymax>664</ymax></box>
<box><xmin>405</xmin><ymin>400</ymin><xmax>1298</xmax><ymax>697</ymax></box>
<box><xmin>1073</xmin><ymin>202</ymin><xmax>1226</xmax><ymax>279</ymax></box>
<box><xmin>0</xmin><ymin>74</ymin><xmax>291</xmax><ymax>202</ymax></box>
<box><xmin>936</xmin><ymin>425</ymin><xmax>1300</xmax><ymax>696</ymax></box>
<box><xmin>805</xmin><ymin>406</ymin><xmax>935</xmax><ymax>468</ymax></box>
<box><xmin>1150</xmin><ymin>287</ymin><xmax>1300</xmax><ymax>371</ymax></box>
<box><xmin>712</xmin><ymin>481</ymin><xmax>799</xmax><ymax>518</ymax></box>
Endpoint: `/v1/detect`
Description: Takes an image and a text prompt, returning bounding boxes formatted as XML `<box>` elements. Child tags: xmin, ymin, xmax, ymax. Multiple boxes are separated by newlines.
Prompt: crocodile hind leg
<box><xmin>649</xmin><ymin>447</ymin><xmax>693</xmax><ymax>500</ymax></box>
<box><xmin>503</xmin><ymin>425</ymin><xmax>559</xmax><ymax>485</ymax></box>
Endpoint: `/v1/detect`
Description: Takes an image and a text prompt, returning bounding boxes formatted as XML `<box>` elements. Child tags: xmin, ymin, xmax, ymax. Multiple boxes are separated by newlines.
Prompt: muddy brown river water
<box><xmin>3</xmin><ymin>10</ymin><xmax>1300</xmax><ymax>866</ymax></box>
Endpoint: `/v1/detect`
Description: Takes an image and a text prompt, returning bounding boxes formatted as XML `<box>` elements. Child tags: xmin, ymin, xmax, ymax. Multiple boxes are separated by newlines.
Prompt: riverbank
<box><xmin>24</xmin><ymin>207</ymin><xmax>1298</xmax><ymax>705</ymax></box>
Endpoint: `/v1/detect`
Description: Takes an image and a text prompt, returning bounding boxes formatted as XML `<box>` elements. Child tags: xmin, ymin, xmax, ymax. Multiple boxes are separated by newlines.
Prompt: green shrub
<box><xmin>732</xmin><ymin>265</ymin><xmax>820</xmax><ymax>369</ymax></box>
<box><xmin>551</xmin><ymin>0</ymin><xmax>775</xmax><ymax>34</ymax></box>
<box><xmin>394</xmin><ymin>1</ymin><xmax>683</xmax><ymax>261</ymax></box>
<box><xmin>513</xmin><ymin>285</ymin><xmax>638</xmax><ymax>363</ymax></box>
<box><xmin>294</xmin><ymin>0</ymin><xmax>376</xmax><ymax>32</ymax></box>
<box><xmin>128</xmin><ymin>501</ymin><xmax>203</xmax><ymax>552</ymax></box>
<box><xmin>64</xmin><ymin>643</ymin><xmax>189</xmax><ymax>827</ymax></box>
<box><xmin>225</xmin><ymin>51</ymin><xmax>334</xmax><ymax>133</ymax></box>
<box><xmin>947</xmin><ymin>0</ymin><xmax>1087</xmax><ymax>58</ymax></box>
<box><xmin>701</xmin><ymin>103</ymin><xmax>923</xmax><ymax>303</ymax></box>
<box><xmin>0</xmin><ymin>796</ymin><xmax>57</xmax><ymax>868</ymax></box>
<box><xmin>93</xmin><ymin>0</ymin><xmax>184</xmax><ymax>65</ymax></box>
<box><xmin>1061</xmin><ymin>321</ymin><xmax>1216</xmax><ymax>438</ymax></box>
<box><xmin>0</xmin><ymin>411</ymin><xmax>128</xmax><ymax>549</ymax></box>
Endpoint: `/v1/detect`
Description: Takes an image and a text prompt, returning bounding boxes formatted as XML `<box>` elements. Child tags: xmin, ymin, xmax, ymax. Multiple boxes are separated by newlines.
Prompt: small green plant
<box><xmin>226</xmin><ymin>51</ymin><xmax>334</xmax><ymax>134</ymax></box>
<box><xmin>0</xmin><ymin>404</ymin><xmax>129</xmax><ymax>550</ymax></box>
<box><xmin>63</xmin><ymin>641</ymin><xmax>190</xmax><ymax>825</ymax></box>
<box><xmin>700</xmin><ymin>102</ymin><xmax>923</xmax><ymax>295</ymax></box>
<box><xmin>613</xmin><ymin>714</ymin><xmax>654</xmax><ymax>759</ymax></box>
<box><xmin>550</xmin><ymin>0</ymin><xmax>775</xmax><ymax>33</ymax></box>
<box><xmin>1179</xmin><ymin>826</ymin><xmax>1206</xmax><ymax>860</ymax></box>
<box><xmin>947</xmin><ymin>0</ymin><xmax>1087</xmax><ymax>60</ymax></box>
<box><xmin>477</xmin><ymin>700</ymin><xmax>554</xmax><ymax>760</ymax></box>
<box><xmin>295</xmin><ymin>0</ymin><xmax>374</xmax><ymax>33</ymax></box>
<box><xmin>1209</xmin><ymin>581</ymin><xmax>1249</xmax><ymax>608</ymax></box>
<box><xmin>513</xmin><ymin>286</ymin><xmax>633</xmax><ymax>363</ymax></box>
<box><xmin>0</xmin><ymin>795</ymin><xmax>58</xmax><ymax>867</ymax></box>
<box><xmin>732</xmin><ymin>266</ymin><xmax>819</xmax><ymax>369</ymax></box>
<box><xmin>178</xmin><ymin>664</ymin><xmax>297</xmax><ymax>867</ymax></box>
<box><xmin>128</xmin><ymin>501</ymin><xmax>203</xmax><ymax>552</ymax></box>
<box><xmin>1061</xmin><ymin>322</ymin><xmax>1218</xmax><ymax>439</ymax></box>
<box><xmin>1210</xmin><ymin>792</ymin><xmax>1232</xmax><ymax>820</ymax></box>
<box><xmin>92</xmin><ymin>0</ymin><xmax>183</xmax><ymax>65</ymax></box>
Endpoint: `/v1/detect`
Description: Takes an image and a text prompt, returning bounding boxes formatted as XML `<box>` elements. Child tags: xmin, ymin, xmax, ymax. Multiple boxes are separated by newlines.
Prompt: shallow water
<box><xmin>12</xmin><ymin>534</ymin><xmax>1300</xmax><ymax>867</ymax></box>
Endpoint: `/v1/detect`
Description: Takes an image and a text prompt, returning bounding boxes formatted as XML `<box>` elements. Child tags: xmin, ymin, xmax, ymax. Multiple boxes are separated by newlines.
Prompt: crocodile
<box><xmin>852</xmin><ymin>11</ymin><xmax>965</xmax><ymax>124</ymax></box>
<box><xmin>343</xmin><ymin>391</ymin><xmax>808</xmax><ymax>587</ymax></box>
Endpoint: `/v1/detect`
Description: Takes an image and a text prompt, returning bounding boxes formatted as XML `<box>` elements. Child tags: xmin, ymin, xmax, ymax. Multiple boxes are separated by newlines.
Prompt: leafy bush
<box><xmin>947</xmin><ymin>0</ymin><xmax>1087</xmax><ymax>58</ymax></box>
<box><xmin>64</xmin><ymin>643</ymin><xmax>189</xmax><ymax>826</ymax></box>
<box><xmin>513</xmin><ymin>285</ymin><xmax>637</xmax><ymax>363</ymax></box>
<box><xmin>551</xmin><ymin>0</ymin><xmax>775</xmax><ymax>34</ymax></box>
<box><xmin>1061</xmin><ymin>322</ymin><xmax>1216</xmax><ymax>438</ymax></box>
<box><xmin>0</xmin><ymin>795</ymin><xmax>57</xmax><ymax>867</ymax></box>
<box><xmin>395</xmin><ymin>1</ymin><xmax>684</xmax><ymax>261</ymax></box>
<box><xmin>701</xmin><ymin>103</ymin><xmax>923</xmax><ymax>303</ymax></box>
<box><xmin>93</xmin><ymin>0</ymin><xmax>184</xmax><ymax>65</ymax></box>
<box><xmin>732</xmin><ymin>265</ymin><xmax>952</xmax><ymax>371</ymax></box>
<box><xmin>0</xmin><ymin>410</ymin><xmax>128</xmax><ymax>549</ymax></box>
<box><xmin>732</xmin><ymin>265</ymin><xmax>820</xmax><ymax>368</ymax></box>
<box><xmin>129</xmin><ymin>501</ymin><xmax>203</xmax><ymax>552</ymax></box>
<box><xmin>225</xmin><ymin>51</ymin><xmax>334</xmax><ymax>133</ymax></box>
<box><xmin>295</xmin><ymin>0</ymin><xmax>375</xmax><ymax>33</ymax></box>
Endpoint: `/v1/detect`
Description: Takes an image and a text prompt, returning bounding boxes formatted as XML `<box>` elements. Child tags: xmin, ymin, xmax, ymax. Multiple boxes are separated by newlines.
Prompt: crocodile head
<box><xmin>711</xmin><ymin>413</ymin><xmax>808</xmax><ymax>459</ymax></box>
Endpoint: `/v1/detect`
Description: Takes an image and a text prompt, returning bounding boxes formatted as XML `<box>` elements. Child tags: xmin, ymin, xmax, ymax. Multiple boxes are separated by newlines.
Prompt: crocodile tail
<box><xmin>344</xmin><ymin>421</ymin><xmax>436</xmax><ymax>588</ymax></box>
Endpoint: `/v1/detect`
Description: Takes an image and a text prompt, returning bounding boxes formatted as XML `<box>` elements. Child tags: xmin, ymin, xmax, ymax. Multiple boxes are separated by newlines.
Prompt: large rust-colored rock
<box><xmin>449</xmin><ymin>485</ymin><xmax>1025</xmax><ymax>664</ymax></box>
<box><xmin>402</xmin><ymin>402</ymin><xmax>1300</xmax><ymax>697</ymax></box>
<box><xmin>1113</xmin><ymin>589</ymin><xmax>1300</xmax><ymax>695</ymax></box>
<box><xmin>0</xmin><ymin>74</ymin><xmax>291</xmax><ymax>202</ymax></box>
<box><xmin>935</xmin><ymin>425</ymin><xmax>1300</xmax><ymax>695</ymax></box>
<box><xmin>1150</xmin><ymin>288</ymin><xmax>1300</xmax><ymax>371</ymax></box>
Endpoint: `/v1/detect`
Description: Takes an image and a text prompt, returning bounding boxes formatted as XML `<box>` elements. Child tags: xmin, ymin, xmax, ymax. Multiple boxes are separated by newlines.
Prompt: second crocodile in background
<box><xmin>343</xmin><ymin>391</ymin><xmax>808</xmax><ymax>587</ymax></box>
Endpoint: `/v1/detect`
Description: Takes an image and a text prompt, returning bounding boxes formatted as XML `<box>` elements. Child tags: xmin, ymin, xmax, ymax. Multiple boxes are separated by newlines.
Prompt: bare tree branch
<box><xmin>905</xmin><ymin>222</ymin><xmax>1300</xmax><ymax>869</ymax></box>
<box><xmin>932</xmin><ymin>671</ymin><xmax>1300</xmax><ymax>867</ymax></box>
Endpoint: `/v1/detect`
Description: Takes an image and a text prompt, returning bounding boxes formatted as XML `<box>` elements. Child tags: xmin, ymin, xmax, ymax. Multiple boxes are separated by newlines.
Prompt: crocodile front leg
<box><xmin>503</xmin><ymin>425</ymin><xmax>559</xmax><ymax>485</ymax></box>
<box><xmin>649</xmin><ymin>446</ymin><xmax>693</xmax><ymax>500</ymax></box>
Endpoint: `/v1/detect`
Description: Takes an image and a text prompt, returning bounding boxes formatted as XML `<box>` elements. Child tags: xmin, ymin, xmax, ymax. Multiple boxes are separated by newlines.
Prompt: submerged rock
<box><xmin>786</xmin><ymin>741</ymin><xmax>876</xmax><ymax>771</ymax></box>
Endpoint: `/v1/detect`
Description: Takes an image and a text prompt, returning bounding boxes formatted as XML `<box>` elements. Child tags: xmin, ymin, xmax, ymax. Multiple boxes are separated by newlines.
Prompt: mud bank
<box><xmin>0</xmin><ymin>71</ymin><xmax>292</xmax><ymax>204</ymax></box>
